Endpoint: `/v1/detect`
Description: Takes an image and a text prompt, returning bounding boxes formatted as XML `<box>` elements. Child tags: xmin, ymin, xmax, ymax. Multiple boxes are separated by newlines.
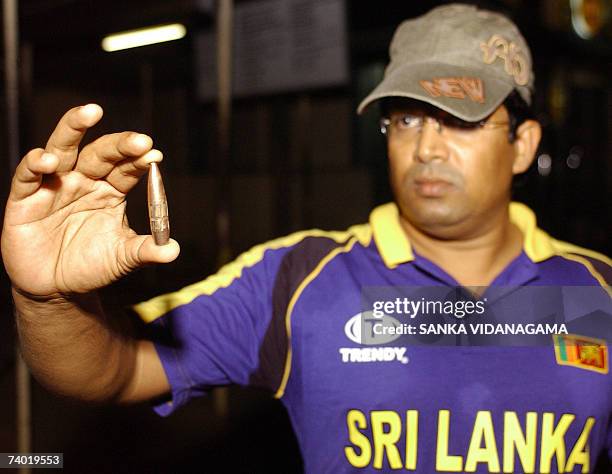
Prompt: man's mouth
<box><xmin>412</xmin><ymin>177</ymin><xmax>454</xmax><ymax>197</ymax></box>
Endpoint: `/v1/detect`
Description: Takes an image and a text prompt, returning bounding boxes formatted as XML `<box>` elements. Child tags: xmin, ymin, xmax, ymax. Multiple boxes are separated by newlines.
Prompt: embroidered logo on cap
<box><xmin>553</xmin><ymin>334</ymin><xmax>609</xmax><ymax>374</ymax></box>
<box><xmin>419</xmin><ymin>77</ymin><xmax>485</xmax><ymax>103</ymax></box>
<box><xmin>480</xmin><ymin>34</ymin><xmax>529</xmax><ymax>86</ymax></box>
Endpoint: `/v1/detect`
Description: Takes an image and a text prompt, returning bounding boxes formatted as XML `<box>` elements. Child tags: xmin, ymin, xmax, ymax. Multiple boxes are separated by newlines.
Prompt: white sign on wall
<box><xmin>195</xmin><ymin>0</ymin><xmax>348</xmax><ymax>100</ymax></box>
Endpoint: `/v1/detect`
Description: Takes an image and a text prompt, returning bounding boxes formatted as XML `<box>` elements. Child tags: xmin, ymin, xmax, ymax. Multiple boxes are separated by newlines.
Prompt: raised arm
<box><xmin>2</xmin><ymin>104</ymin><xmax>178</xmax><ymax>403</ymax></box>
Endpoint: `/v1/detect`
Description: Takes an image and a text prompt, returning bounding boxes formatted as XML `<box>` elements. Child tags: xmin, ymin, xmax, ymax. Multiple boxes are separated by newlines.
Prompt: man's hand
<box><xmin>1</xmin><ymin>104</ymin><xmax>180</xmax><ymax>298</ymax></box>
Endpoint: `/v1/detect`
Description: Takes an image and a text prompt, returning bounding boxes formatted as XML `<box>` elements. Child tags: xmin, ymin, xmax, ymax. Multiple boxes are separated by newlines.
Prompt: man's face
<box><xmin>385</xmin><ymin>100</ymin><xmax>517</xmax><ymax>238</ymax></box>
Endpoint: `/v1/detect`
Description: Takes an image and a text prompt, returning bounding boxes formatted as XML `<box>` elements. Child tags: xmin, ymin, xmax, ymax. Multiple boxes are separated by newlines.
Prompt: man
<box><xmin>2</xmin><ymin>4</ymin><xmax>610</xmax><ymax>473</ymax></box>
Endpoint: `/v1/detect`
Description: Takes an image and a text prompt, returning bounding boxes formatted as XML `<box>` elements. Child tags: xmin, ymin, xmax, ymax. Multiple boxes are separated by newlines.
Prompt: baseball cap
<box><xmin>357</xmin><ymin>3</ymin><xmax>534</xmax><ymax>121</ymax></box>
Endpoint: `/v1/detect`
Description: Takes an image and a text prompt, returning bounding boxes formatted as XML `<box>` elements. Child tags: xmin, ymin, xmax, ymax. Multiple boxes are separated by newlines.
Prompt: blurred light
<box><xmin>548</xmin><ymin>70</ymin><xmax>567</xmax><ymax>125</ymax></box>
<box><xmin>537</xmin><ymin>154</ymin><xmax>552</xmax><ymax>177</ymax></box>
<box><xmin>567</xmin><ymin>146</ymin><xmax>584</xmax><ymax>169</ymax></box>
<box><xmin>570</xmin><ymin>0</ymin><xmax>606</xmax><ymax>40</ymax></box>
<box><xmin>566</xmin><ymin>154</ymin><xmax>581</xmax><ymax>169</ymax></box>
<box><xmin>102</xmin><ymin>24</ymin><xmax>186</xmax><ymax>52</ymax></box>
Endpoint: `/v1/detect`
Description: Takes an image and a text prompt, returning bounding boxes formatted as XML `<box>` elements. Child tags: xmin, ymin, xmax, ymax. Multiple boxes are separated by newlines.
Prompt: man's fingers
<box><xmin>45</xmin><ymin>104</ymin><xmax>103</xmax><ymax>171</ymax></box>
<box><xmin>124</xmin><ymin>236</ymin><xmax>180</xmax><ymax>268</ymax></box>
<box><xmin>75</xmin><ymin>132</ymin><xmax>153</xmax><ymax>179</ymax></box>
<box><xmin>106</xmin><ymin>149</ymin><xmax>163</xmax><ymax>194</ymax></box>
<box><xmin>10</xmin><ymin>149</ymin><xmax>60</xmax><ymax>200</ymax></box>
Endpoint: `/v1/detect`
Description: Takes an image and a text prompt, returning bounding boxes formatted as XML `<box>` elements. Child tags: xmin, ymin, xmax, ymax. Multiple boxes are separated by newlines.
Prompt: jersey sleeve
<box><xmin>131</xmin><ymin>243</ymin><xmax>293</xmax><ymax>416</ymax></box>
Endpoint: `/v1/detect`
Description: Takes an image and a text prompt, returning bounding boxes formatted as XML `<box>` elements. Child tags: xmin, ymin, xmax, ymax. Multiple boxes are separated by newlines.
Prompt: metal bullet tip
<box><xmin>147</xmin><ymin>162</ymin><xmax>170</xmax><ymax>245</ymax></box>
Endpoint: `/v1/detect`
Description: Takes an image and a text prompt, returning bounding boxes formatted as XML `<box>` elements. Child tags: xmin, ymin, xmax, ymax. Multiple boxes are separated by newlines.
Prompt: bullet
<box><xmin>147</xmin><ymin>162</ymin><xmax>170</xmax><ymax>245</ymax></box>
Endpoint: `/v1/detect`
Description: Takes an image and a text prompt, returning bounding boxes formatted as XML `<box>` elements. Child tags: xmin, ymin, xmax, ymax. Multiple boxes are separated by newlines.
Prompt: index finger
<box><xmin>45</xmin><ymin>104</ymin><xmax>103</xmax><ymax>172</ymax></box>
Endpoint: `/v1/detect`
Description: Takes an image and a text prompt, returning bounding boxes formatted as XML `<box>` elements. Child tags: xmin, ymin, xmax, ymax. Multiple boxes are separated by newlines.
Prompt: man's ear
<box><xmin>512</xmin><ymin>119</ymin><xmax>542</xmax><ymax>174</ymax></box>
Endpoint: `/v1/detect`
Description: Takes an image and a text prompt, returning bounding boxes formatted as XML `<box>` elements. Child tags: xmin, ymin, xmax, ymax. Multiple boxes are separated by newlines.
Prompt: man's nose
<box><xmin>415</xmin><ymin>118</ymin><xmax>449</xmax><ymax>163</ymax></box>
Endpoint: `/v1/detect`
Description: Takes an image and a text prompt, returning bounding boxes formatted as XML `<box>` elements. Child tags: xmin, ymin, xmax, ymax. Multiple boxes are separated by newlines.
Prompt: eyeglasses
<box><xmin>379</xmin><ymin>113</ymin><xmax>509</xmax><ymax>138</ymax></box>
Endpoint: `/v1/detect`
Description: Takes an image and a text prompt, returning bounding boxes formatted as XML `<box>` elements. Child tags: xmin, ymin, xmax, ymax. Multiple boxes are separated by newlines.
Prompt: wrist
<box><xmin>12</xmin><ymin>286</ymin><xmax>101</xmax><ymax>315</ymax></box>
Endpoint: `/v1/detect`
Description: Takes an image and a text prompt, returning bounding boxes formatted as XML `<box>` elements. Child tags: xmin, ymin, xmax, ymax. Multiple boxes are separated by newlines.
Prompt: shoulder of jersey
<box><xmin>133</xmin><ymin>223</ymin><xmax>373</xmax><ymax>322</ymax></box>
<box><xmin>550</xmin><ymin>238</ymin><xmax>611</xmax><ymax>286</ymax></box>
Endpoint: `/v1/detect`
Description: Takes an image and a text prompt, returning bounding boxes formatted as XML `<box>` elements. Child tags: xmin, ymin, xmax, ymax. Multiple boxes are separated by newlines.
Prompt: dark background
<box><xmin>1</xmin><ymin>0</ymin><xmax>610</xmax><ymax>472</ymax></box>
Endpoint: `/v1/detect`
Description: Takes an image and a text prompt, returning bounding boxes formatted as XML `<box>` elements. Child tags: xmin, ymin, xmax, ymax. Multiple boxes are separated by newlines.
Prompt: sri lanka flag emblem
<box><xmin>554</xmin><ymin>334</ymin><xmax>608</xmax><ymax>374</ymax></box>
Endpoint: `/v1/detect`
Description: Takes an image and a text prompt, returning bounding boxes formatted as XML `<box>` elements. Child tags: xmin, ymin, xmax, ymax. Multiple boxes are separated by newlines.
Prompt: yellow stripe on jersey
<box><xmin>275</xmin><ymin>237</ymin><xmax>361</xmax><ymax>398</ymax></box>
<box><xmin>134</xmin><ymin>225</ymin><xmax>372</xmax><ymax>323</ymax></box>
<box><xmin>551</xmin><ymin>238</ymin><xmax>610</xmax><ymax>290</ymax></box>
<box><xmin>551</xmin><ymin>239</ymin><xmax>612</xmax><ymax>266</ymax></box>
<box><xmin>556</xmin><ymin>253</ymin><xmax>611</xmax><ymax>294</ymax></box>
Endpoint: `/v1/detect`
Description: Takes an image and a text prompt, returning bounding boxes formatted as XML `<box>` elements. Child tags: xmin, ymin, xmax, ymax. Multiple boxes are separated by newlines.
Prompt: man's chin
<box><xmin>400</xmin><ymin>201</ymin><xmax>468</xmax><ymax>235</ymax></box>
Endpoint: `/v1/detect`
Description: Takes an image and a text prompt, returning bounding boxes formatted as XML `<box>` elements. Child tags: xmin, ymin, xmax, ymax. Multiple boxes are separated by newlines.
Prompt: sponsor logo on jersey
<box><xmin>344</xmin><ymin>311</ymin><xmax>402</xmax><ymax>345</ymax></box>
<box><xmin>554</xmin><ymin>334</ymin><xmax>608</xmax><ymax>374</ymax></box>
<box><xmin>341</xmin><ymin>312</ymin><xmax>408</xmax><ymax>364</ymax></box>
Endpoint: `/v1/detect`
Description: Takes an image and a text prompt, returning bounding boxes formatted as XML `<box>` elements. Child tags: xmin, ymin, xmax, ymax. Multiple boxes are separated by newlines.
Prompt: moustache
<box><xmin>406</xmin><ymin>164</ymin><xmax>464</xmax><ymax>187</ymax></box>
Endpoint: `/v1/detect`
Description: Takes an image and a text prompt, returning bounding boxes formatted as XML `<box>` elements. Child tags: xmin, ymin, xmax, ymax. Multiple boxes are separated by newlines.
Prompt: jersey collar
<box><xmin>370</xmin><ymin>201</ymin><xmax>556</xmax><ymax>269</ymax></box>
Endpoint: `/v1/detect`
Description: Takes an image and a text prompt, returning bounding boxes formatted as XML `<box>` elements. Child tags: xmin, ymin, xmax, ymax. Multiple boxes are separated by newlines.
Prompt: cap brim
<box><xmin>357</xmin><ymin>62</ymin><xmax>514</xmax><ymax>122</ymax></box>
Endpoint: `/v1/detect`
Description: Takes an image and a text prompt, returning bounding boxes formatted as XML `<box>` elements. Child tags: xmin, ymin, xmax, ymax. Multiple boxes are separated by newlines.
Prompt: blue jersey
<box><xmin>133</xmin><ymin>202</ymin><xmax>611</xmax><ymax>473</ymax></box>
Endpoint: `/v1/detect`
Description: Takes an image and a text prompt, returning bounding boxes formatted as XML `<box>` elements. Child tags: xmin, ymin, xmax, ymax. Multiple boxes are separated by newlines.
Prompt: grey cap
<box><xmin>357</xmin><ymin>4</ymin><xmax>534</xmax><ymax>121</ymax></box>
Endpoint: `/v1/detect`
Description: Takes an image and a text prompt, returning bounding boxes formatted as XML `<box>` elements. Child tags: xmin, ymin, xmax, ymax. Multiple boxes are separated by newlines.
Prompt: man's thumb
<box><xmin>129</xmin><ymin>235</ymin><xmax>180</xmax><ymax>267</ymax></box>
